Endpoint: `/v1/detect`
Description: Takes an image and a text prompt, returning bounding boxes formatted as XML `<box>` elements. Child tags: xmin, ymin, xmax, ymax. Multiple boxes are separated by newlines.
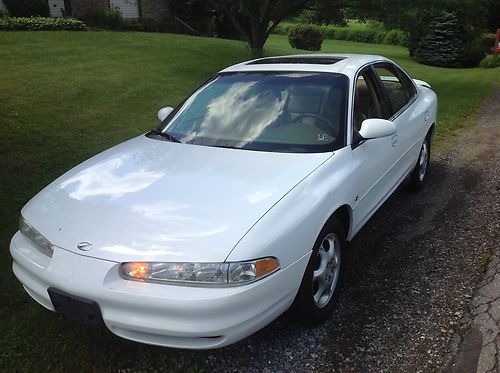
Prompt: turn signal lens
<box><xmin>228</xmin><ymin>258</ymin><xmax>280</xmax><ymax>283</ymax></box>
<box><xmin>120</xmin><ymin>257</ymin><xmax>280</xmax><ymax>287</ymax></box>
<box><xmin>122</xmin><ymin>262</ymin><xmax>149</xmax><ymax>279</ymax></box>
<box><xmin>255</xmin><ymin>257</ymin><xmax>280</xmax><ymax>277</ymax></box>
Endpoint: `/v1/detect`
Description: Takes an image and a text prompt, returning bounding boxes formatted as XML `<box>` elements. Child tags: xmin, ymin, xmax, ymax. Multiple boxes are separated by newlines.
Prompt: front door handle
<box><xmin>391</xmin><ymin>134</ymin><xmax>399</xmax><ymax>147</ymax></box>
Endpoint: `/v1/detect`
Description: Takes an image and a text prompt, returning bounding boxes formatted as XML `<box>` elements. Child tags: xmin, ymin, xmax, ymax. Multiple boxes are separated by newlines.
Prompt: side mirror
<box><xmin>359</xmin><ymin>118</ymin><xmax>397</xmax><ymax>139</ymax></box>
<box><xmin>158</xmin><ymin>107</ymin><xmax>174</xmax><ymax>122</ymax></box>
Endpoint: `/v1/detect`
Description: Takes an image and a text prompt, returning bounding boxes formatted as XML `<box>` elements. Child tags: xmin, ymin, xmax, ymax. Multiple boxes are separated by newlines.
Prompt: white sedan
<box><xmin>10</xmin><ymin>54</ymin><xmax>437</xmax><ymax>349</ymax></box>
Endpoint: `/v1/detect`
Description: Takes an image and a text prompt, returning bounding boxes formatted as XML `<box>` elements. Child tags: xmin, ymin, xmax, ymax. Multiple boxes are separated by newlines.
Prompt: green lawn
<box><xmin>0</xmin><ymin>31</ymin><xmax>498</xmax><ymax>371</ymax></box>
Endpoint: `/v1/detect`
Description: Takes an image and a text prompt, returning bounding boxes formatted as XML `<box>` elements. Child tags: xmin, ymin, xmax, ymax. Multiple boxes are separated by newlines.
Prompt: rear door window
<box><xmin>373</xmin><ymin>63</ymin><xmax>415</xmax><ymax>117</ymax></box>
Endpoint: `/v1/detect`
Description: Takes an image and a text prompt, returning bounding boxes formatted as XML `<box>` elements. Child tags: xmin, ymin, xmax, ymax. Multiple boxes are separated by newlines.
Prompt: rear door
<box><xmin>372</xmin><ymin>62</ymin><xmax>427</xmax><ymax>178</ymax></box>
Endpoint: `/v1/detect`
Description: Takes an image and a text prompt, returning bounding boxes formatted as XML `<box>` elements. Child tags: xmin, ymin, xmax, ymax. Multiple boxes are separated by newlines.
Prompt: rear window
<box><xmin>247</xmin><ymin>57</ymin><xmax>345</xmax><ymax>65</ymax></box>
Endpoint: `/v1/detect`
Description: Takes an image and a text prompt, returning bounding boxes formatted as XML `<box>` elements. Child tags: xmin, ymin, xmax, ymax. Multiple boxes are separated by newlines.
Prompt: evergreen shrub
<box><xmin>414</xmin><ymin>11</ymin><xmax>464</xmax><ymax>67</ymax></box>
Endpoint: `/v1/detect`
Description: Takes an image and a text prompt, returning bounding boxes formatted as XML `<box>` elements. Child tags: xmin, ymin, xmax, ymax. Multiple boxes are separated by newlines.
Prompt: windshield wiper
<box><xmin>148</xmin><ymin>129</ymin><xmax>181</xmax><ymax>143</ymax></box>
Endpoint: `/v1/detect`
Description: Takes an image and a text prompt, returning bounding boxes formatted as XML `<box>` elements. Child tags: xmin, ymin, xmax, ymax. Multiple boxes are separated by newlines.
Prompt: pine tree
<box><xmin>414</xmin><ymin>11</ymin><xmax>464</xmax><ymax>67</ymax></box>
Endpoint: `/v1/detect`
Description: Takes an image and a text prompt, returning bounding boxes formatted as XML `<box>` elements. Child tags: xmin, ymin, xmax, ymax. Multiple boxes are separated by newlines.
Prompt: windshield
<box><xmin>159</xmin><ymin>72</ymin><xmax>348</xmax><ymax>153</ymax></box>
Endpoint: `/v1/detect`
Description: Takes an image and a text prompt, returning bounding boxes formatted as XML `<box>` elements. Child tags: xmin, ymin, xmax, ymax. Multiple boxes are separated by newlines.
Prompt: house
<box><xmin>47</xmin><ymin>0</ymin><xmax>169</xmax><ymax>23</ymax></box>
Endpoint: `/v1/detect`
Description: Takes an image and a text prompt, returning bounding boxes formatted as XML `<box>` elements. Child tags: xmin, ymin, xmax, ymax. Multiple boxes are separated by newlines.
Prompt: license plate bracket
<box><xmin>47</xmin><ymin>287</ymin><xmax>104</xmax><ymax>328</ymax></box>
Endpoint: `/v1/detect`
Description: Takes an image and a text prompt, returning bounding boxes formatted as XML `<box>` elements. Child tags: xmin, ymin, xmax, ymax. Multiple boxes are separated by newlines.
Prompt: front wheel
<box><xmin>292</xmin><ymin>217</ymin><xmax>346</xmax><ymax>324</ymax></box>
<box><xmin>408</xmin><ymin>136</ymin><xmax>430</xmax><ymax>191</ymax></box>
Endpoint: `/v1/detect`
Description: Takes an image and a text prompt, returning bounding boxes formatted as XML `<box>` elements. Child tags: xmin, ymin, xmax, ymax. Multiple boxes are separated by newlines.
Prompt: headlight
<box><xmin>119</xmin><ymin>257</ymin><xmax>280</xmax><ymax>287</ymax></box>
<box><xmin>19</xmin><ymin>215</ymin><xmax>53</xmax><ymax>257</ymax></box>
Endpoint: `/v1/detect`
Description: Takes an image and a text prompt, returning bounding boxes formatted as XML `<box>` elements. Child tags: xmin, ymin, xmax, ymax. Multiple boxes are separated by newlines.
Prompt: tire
<box><xmin>408</xmin><ymin>135</ymin><xmax>430</xmax><ymax>191</ymax></box>
<box><xmin>292</xmin><ymin>216</ymin><xmax>346</xmax><ymax>325</ymax></box>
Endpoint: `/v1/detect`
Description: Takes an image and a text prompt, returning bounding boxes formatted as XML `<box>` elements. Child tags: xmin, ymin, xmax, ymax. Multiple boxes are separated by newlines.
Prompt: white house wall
<box><xmin>109</xmin><ymin>0</ymin><xmax>140</xmax><ymax>19</ymax></box>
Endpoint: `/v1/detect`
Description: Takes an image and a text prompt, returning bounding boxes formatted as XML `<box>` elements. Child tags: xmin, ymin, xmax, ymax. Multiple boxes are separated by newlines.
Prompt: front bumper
<box><xmin>10</xmin><ymin>231</ymin><xmax>310</xmax><ymax>349</ymax></box>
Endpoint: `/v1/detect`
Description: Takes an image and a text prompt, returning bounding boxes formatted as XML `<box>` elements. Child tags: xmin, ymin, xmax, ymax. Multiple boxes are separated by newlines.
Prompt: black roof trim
<box><xmin>247</xmin><ymin>56</ymin><xmax>345</xmax><ymax>65</ymax></box>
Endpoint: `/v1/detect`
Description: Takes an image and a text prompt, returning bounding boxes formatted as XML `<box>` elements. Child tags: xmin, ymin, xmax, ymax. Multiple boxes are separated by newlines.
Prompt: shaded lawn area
<box><xmin>0</xmin><ymin>31</ymin><xmax>498</xmax><ymax>371</ymax></box>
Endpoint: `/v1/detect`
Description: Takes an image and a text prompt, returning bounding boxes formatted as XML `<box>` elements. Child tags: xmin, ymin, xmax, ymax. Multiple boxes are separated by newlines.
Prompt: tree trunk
<box><xmin>249</xmin><ymin>27</ymin><xmax>267</xmax><ymax>57</ymax></box>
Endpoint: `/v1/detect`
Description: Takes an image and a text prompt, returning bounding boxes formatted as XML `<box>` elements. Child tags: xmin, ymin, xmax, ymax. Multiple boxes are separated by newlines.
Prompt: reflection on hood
<box><xmin>60</xmin><ymin>155</ymin><xmax>164</xmax><ymax>200</ymax></box>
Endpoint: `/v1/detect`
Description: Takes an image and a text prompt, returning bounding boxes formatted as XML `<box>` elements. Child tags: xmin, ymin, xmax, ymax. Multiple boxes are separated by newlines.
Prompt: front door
<box><xmin>350</xmin><ymin>66</ymin><xmax>400</xmax><ymax>232</ymax></box>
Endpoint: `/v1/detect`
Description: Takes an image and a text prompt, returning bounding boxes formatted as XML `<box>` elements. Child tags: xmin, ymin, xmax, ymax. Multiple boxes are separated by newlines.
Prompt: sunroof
<box><xmin>247</xmin><ymin>56</ymin><xmax>344</xmax><ymax>65</ymax></box>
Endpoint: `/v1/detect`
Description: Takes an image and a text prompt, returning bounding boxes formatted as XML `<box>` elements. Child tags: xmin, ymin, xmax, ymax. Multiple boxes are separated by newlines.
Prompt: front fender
<box><xmin>225</xmin><ymin>146</ymin><xmax>356</xmax><ymax>271</ymax></box>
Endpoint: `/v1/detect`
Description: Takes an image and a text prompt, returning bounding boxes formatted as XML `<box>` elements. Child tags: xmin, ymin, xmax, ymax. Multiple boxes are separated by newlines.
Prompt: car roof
<box><xmin>219</xmin><ymin>54</ymin><xmax>392</xmax><ymax>77</ymax></box>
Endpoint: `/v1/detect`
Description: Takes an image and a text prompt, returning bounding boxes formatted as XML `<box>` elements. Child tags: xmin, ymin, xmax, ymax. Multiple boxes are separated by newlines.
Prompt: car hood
<box><xmin>22</xmin><ymin>135</ymin><xmax>332</xmax><ymax>263</ymax></box>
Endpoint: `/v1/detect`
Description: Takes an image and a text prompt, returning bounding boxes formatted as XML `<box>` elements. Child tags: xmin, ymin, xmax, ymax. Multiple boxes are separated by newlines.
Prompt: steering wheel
<box><xmin>292</xmin><ymin>113</ymin><xmax>335</xmax><ymax>136</ymax></box>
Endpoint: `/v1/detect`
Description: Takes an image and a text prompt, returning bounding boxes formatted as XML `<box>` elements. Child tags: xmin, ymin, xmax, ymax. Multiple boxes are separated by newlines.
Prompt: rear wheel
<box><xmin>292</xmin><ymin>217</ymin><xmax>346</xmax><ymax>324</ymax></box>
<box><xmin>408</xmin><ymin>136</ymin><xmax>430</xmax><ymax>191</ymax></box>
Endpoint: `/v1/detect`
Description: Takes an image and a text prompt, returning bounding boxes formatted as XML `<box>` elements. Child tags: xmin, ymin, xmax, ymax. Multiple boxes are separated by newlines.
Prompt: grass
<box><xmin>0</xmin><ymin>31</ymin><xmax>498</xmax><ymax>371</ymax></box>
<box><xmin>479</xmin><ymin>249</ymin><xmax>493</xmax><ymax>273</ymax></box>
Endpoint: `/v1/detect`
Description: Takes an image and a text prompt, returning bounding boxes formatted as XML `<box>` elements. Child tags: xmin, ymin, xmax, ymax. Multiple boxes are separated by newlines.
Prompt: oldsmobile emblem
<box><xmin>77</xmin><ymin>242</ymin><xmax>92</xmax><ymax>251</ymax></box>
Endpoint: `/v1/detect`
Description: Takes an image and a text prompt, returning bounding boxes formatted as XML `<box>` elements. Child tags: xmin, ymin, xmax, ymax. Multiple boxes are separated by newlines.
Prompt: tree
<box><xmin>300</xmin><ymin>0</ymin><xmax>349</xmax><ymax>25</ymax></box>
<box><xmin>207</xmin><ymin>0</ymin><xmax>352</xmax><ymax>56</ymax></box>
<box><xmin>414</xmin><ymin>11</ymin><xmax>464</xmax><ymax>67</ymax></box>
<box><xmin>168</xmin><ymin>0</ymin><xmax>241</xmax><ymax>40</ymax></box>
<box><xmin>351</xmin><ymin>0</ymin><xmax>488</xmax><ymax>58</ymax></box>
<box><xmin>207</xmin><ymin>0</ymin><xmax>308</xmax><ymax>56</ymax></box>
<box><xmin>3</xmin><ymin>0</ymin><xmax>49</xmax><ymax>17</ymax></box>
<box><xmin>486</xmin><ymin>0</ymin><xmax>500</xmax><ymax>32</ymax></box>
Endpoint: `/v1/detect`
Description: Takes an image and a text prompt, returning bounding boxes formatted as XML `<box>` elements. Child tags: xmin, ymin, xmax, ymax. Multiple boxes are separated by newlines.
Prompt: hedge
<box><xmin>274</xmin><ymin>23</ymin><xmax>408</xmax><ymax>47</ymax></box>
<box><xmin>0</xmin><ymin>17</ymin><xmax>87</xmax><ymax>31</ymax></box>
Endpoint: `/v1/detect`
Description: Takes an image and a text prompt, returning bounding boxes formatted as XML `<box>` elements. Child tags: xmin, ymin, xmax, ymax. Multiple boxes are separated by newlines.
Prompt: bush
<box><xmin>460</xmin><ymin>39</ymin><xmax>488</xmax><ymax>67</ymax></box>
<box><xmin>374</xmin><ymin>31</ymin><xmax>387</xmax><ymax>44</ymax></box>
<box><xmin>0</xmin><ymin>17</ymin><xmax>87</xmax><ymax>31</ymax></box>
<box><xmin>288</xmin><ymin>25</ymin><xmax>323</xmax><ymax>51</ymax></box>
<box><xmin>480</xmin><ymin>54</ymin><xmax>500</xmax><ymax>68</ymax></box>
<box><xmin>384</xmin><ymin>29</ymin><xmax>408</xmax><ymax>46</ymax></box>
<box><xmin>414</xmin><ymin>11</ymin><xmax>464</xmax><ymax>67</ymax></box>
<box><xmin>347</xmin><ymin>29</ymin><xmax>375</xmax><ymax>43</ymax></box>
<box><xmin>3</xmin><ymin>0</ymin><xmax>49</xmax><ymax>17</ymax></box>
